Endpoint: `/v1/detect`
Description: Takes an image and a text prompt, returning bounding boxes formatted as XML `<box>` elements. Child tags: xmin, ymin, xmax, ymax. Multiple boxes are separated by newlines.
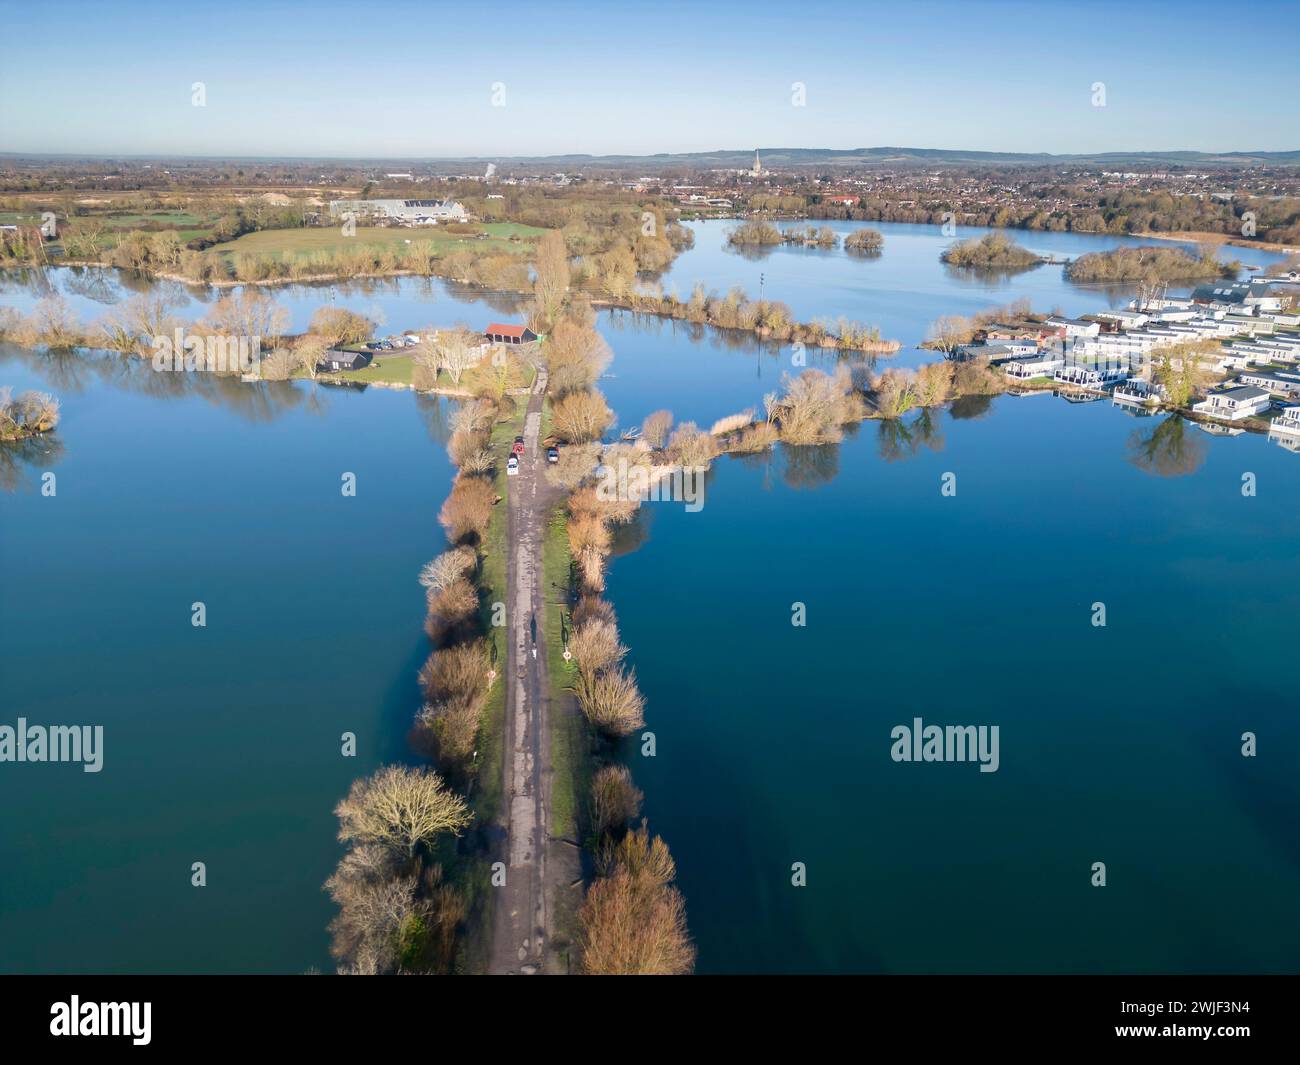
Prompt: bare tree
<box><xmin>641</xmin><ymin>409</ymin><xmax>674</xmax><ymax>449</ymax></box>
<box><xmin>552</xmin><ymin>389</ymin><xmax>613</xmax><ymax>443</ymax></box>
<box><xmin>532</xmin><ymin>229</ymin><xmax>570</xmax><ymax>327</ymax></box>
<box><xmin>334</xmin><ymin>765</ymin><xmax>471</xmax><ymax>858</ymax></box>
<box><xmin>437</xmin><ymin>329</ymin><xmax>484</xmax><ymax>386</ymax></box>
<box><xmin>206</xmin><ymin>292</ymin><xmax>289</xmax><ymax>347</ymax></box>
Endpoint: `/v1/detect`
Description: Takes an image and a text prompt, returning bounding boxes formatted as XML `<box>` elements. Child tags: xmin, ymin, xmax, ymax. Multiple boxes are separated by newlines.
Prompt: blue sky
<box><xmin>1</xmin><ymin>0</ymin><xmax>1297</xmax><ymax>158</ymax></box>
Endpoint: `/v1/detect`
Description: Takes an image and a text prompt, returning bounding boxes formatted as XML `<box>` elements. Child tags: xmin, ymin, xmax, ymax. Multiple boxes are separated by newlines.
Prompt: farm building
<box><xmin>484</xmin><ymin>323</ymin><xmax>539</xmax><ymax>345</ymax></box>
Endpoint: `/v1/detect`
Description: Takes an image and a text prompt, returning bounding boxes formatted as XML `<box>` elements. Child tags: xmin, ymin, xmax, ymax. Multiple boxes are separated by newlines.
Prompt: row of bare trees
<box><xmin>325</xmin><ymin>391</ymin><xmax>513</xmax><ymax>975</ymax></box>
<box><xmin>534</xmin><ymin>293</ymin><xmax>694</xmax><ymax>974</ymax></box>
<box><xmin>562</xmin><ymin>476</ymin><xmax>695</xmax><ymax>974</ymax></box>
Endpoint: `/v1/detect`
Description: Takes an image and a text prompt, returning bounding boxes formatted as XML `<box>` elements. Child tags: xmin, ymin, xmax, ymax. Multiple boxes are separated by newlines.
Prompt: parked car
<box><xmin>512</xmin><ymin>435</ymin><xmax>525</xmax><ymax>456</ymax></box>
<box><xmin>546</xmin><ymin>445</ymin><xmax>559</xmax><ymax>464</ymax></box>
<box><xmin>506</xmin><ymin>455</ymin><xmax>519</xmax><ymax>476</ymax></box>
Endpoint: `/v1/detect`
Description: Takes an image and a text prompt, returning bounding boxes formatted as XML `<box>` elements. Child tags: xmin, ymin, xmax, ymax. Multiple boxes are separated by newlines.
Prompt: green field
<box><xmin>211</xmin><ymin>221</ymin><xmax>546</xmax><ymax>259</ymax></box>
<box><xmin>545</xmin><ymin>508</ymin><xmax>585</xmax><ymax>841</ymax></box>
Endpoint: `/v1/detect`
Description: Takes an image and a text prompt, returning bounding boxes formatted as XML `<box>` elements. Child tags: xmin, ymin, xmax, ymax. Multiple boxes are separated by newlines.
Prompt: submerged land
<box><xmin>4</xmin><ymin>148</ymin><xmax>1300</xmax><ymax>976</ymax></box>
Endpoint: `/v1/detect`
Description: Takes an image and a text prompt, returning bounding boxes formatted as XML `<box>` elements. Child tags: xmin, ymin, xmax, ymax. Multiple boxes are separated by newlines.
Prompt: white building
<box><xmin>1238</xmin><ymin>369</ymin><xmax>1300</xmax><ymax>397</ymax></box>
<box><xmin>1045</xmin><ymin>315</ymin><xmax>1101</xmax><ymax>339</ymax></box>
<box><xmin>1004</xmin><ymin>353</ymin><xmax>1065</xmax><ymax>380</ymax></box>
<box><xmin>1268</xmin><ymin>404</ymin><xmax>1300</xmax><ymax>436</ymax></box>
<box><xmin>1193</xmin><ymin>386</ymin><xmax>1273</xmax><ymax>421</ymax></box>
<box><xmin>328</xmin><ymin>198</ymin><xmax>468</xmax><ymax>225</ymax></box>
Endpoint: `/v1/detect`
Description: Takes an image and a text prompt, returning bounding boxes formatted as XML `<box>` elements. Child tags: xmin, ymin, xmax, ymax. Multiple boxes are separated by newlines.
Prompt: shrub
<box><xmin>569</xmin><ymin>619</ymin><xmax>627</xmax><ymax>682</ymax></box>
<box><xmin>666</xmin><ymin>421</ymin><xmax>718</xmax><ymax>468</ymax></box>
<box><xmin>709</xmin><ymin>409</ymin><xmax>754</xmax><ymax>436</ymax></box>
<box><xmin>578</xmin><ymin>823</ymin><xmax>694</xmax><ymax>975</ymax></box>
<box><xmin>438</xmin><ymin>476</ymin><xmax>496</xmax><ymax>544</ymax></box>
<box><xmin>589</xmin><ymin>765</ymin><xmax>643</xmax><ymax>838</ymax></box>
<box><xmin>418</xmin><ymin>640</ymin><xmax>487</xmax><ymax>701</ymax></box>
<box><xmin>578</xmin><ymin>667</ymin><xmax>646</xmax><ymax>737</ymax></box>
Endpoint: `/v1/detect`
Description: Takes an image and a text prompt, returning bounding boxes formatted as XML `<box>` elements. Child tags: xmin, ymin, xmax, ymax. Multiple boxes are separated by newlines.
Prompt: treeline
<box><xmin>540</xmin><ymin>305</ymin><xmax>695</xmax><ymax>974</ymax></box>
<box><xmin>800</xmin><ymin>190</ymin><xmax>1300</xmax><ymax>243</ymax></box>
<box><xmin>325</xmin><ymin>387</ymin><xmax>517</xmax><ymax>974</ymax></box>
<box><xmin>1064</xmin><ymin>245</ymin><xmax>1239</xmax><ymax>283</ymax></box>
<box><xmin>603</xmin><ymin>283</ymin><xmax>898</xmax><ymax>353</ymax></box>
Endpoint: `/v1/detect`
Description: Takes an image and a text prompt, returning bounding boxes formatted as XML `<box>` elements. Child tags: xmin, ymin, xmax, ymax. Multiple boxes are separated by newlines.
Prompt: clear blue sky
<box><xmin>2</xmin><ymin>0</ymin><xmax>1296</xmax><ymax>158</ymax></box>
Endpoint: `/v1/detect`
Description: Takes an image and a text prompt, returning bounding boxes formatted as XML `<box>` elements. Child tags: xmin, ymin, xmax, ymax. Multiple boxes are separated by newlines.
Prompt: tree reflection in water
<box><xmin>1126</xmin><ymin>414</ymin><xmax>1206</xmax><ymax>477</ymax></box>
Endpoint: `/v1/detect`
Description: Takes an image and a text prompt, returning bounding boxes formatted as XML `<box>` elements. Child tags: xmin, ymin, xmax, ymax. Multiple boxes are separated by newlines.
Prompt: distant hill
<box><xmin>3</xmin><ymin>146</ymin><xmax>1298</xmax><ymax>169</ymax></box>
<box><xmin>460</xmin><ymin>146</ymin><xmax>1300</xmax><ymax>169</ymax></box>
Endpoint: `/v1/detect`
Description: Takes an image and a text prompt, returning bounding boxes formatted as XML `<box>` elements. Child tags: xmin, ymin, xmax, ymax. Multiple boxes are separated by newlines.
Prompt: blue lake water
<box><xmin>0</xmin><ymin>345</ymin><xmax>456</xmax><ymax>973</ymax></box>
<box><xmin>1</xmin><ymin>220</ymin><xmax>1297</xmax><ymax>973</ymax></box>
<box><xmin>606</xmin><ymin>398</ymin><xmax>1300</xmax><ymax>973</ymax></box>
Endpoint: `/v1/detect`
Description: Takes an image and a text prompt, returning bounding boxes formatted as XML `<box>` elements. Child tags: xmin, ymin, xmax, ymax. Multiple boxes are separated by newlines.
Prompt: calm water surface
<box><xmin>0</xmin><ymin>345</ymin><xmax>456</xmax><ymax>973</ymax></box>
<box><xmin>1</xmin><ymin>222</ymin><xmax>1296</xmax><ymax>972</ymax></box>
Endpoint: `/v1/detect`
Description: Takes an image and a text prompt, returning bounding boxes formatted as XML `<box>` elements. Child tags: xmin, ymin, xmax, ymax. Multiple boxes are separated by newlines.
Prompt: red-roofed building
<box><xmin>484</xmin><ymin>323</ymin><xmax>539</xmax><ymax>345</ymax></box>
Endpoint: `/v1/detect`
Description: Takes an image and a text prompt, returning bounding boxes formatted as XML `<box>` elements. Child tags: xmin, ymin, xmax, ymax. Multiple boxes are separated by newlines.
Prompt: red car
<box><xmin>511</xmin><ymin>439</ymin><xmax>525</xmax><ymax>457</ymax></box>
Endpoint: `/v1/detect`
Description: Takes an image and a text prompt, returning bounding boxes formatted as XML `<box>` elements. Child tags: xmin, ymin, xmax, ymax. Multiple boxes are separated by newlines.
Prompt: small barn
<box><xmin>484</xmin><ymin>323</ymin><xmax>539</xmax><ymax>345</ymax></box>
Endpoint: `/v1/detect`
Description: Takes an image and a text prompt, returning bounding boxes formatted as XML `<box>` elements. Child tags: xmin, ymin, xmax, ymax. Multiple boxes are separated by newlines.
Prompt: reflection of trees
<box><xmin>943</xmin><ymin>262</ymin><xmax>1041</xmax><ymax>285</ymax></box>
<box><xmin>876</xmin><ymin>409</ymin><xmax>945</xmax><ymax>462</ymax></box>
<box><xmin>779</xmin><ymin>440</ymin><xmax>839</xmax><ymax>489</ymax></box>
<box><xmin>0</xmin><ymin>266</ymin><xmax>57</xmax><ymax>298</ymax></box>
<box><xmin>727</xmin><ymin>243</ymin><xmax>777</xmax><ymax>263</ymax></box>
<box><xmin>440</xmin><ymin>280</ymin><xmax>528</xmax><ymax>316</ymax></box>
<box><xmin>0</xmin><ymin>433</ymin><xmax>63</xmax><ymax>493</ymax></box>
<box><xmin>609</xmin><ymin>505</ymin><xmax>653</xmax><ymax>558</ymax></box>
<box><xmin>415</xmin><ymin>392</ymin><xmax>454</xmax><ymax>446</ymax></box>
<box><xmin>1126</xmin><ymin>415</ymin><xmax>1206</xmax><ymax>477</ymax></box>
<box><xmin>0</xmin><ymin>343</ymin><xmax>327</xmax><ymax>424</ymax></box>
<box><xmin>61</xmin><ymin>269</ymin><xmax>121</xmax><ymax>306</ymax></box>
<box><xmin>949</xmin><ymin>393</ymin><xmax>994</xmax><ymax>420</ymax></box>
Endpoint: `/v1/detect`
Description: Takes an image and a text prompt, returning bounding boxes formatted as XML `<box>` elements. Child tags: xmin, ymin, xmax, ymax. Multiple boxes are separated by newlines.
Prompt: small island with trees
<box><xmin>1064</xmin><ymin>245</ymin><xmax>1240</xmax><ymax>283</ymax></box>
<box><xmin>0</xmin><ymin>387</ymin><xmax>60</xmax><ymax>441</ymax></box>
<box><xmin>940</xmin><ymin>232</ymin><xmax>1044</xmax><ymax>270</ymax></box>
<box><xmin>844</xmin><ymin>228</ymin><xmax>884</xmax><ymax>254</ymax></box>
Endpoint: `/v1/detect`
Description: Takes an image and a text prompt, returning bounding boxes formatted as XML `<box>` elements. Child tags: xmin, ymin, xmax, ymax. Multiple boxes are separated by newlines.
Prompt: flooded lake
<box><xmin>2</xmin><ymin>221</ymin><xmax>1297</xmax><ymax>972</ymax></box>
